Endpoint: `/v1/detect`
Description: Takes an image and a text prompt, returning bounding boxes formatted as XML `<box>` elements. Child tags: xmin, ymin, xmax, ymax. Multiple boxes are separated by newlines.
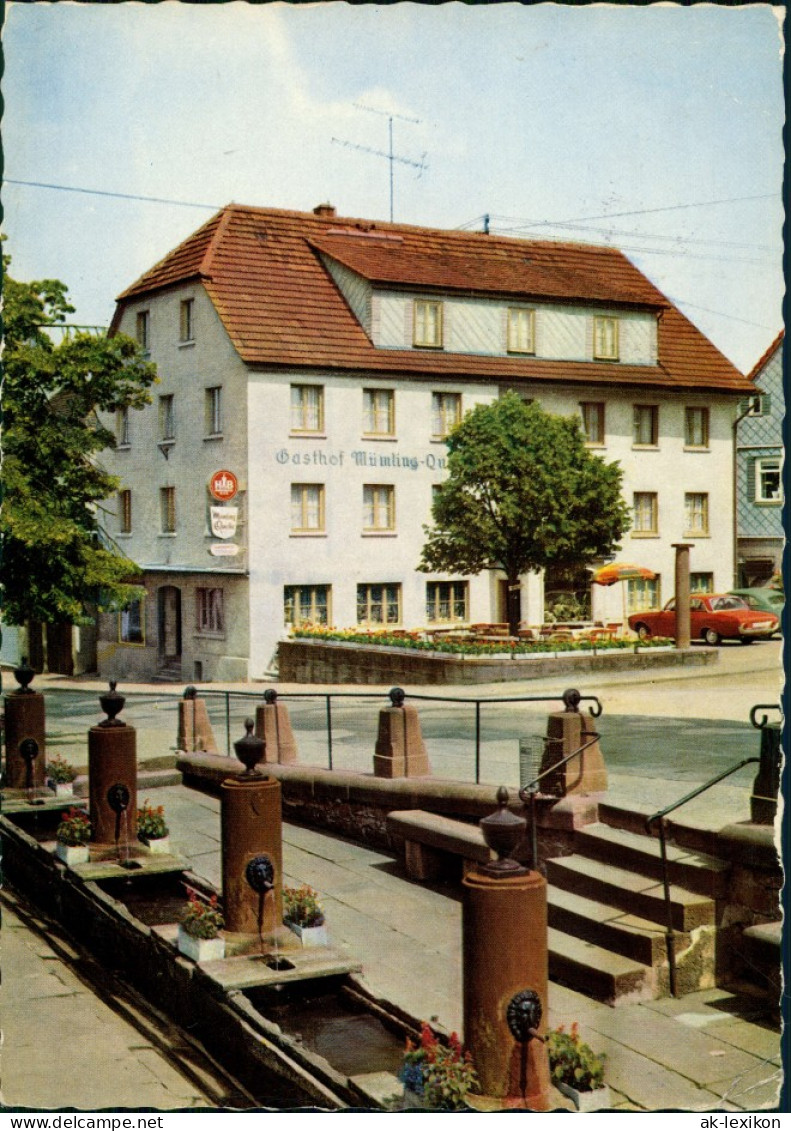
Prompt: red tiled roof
<box><xmin>114</xmin><ymin>203</ymin><xmax>753</xmax><ymax>394</ymax></box>
<box><xmin>746</xmin><ymin>329</ymin><xmax>784</xmax><ymax>383</ymax></box>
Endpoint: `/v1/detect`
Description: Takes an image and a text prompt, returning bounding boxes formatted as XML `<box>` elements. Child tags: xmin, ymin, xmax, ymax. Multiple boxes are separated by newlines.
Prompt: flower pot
<box><xmin>177</xmin><ymin>925</ymin><xmax>225</xmax><ymax>963</ymax></box>
<box><xmin>51</xmin><ymin>782</ymin><xmax>74</xmax><ymax>797</ymax></box>
<box><xmin>402</xmin><ymin>1086</ymin><xmax>426</xmax><ymax>1110</ymax></box>
<box><xmin>557</xmin><ymin>1081</ymin><xmax>611</xmax><ymax>1112</ymax></box>
<box><xmin>56</xmin><ymin>842</ymin><xmax>89</xmax><ymax>865</ymax></box>
<box><xmin>285</xmin><ymin>921</ymin><xmax>328</xmax><ymax>947</ymax></box>
<box><xmin>140</xmin><ymin>835</ymin><xmax>171</xmax><ymax>855</ymax></box>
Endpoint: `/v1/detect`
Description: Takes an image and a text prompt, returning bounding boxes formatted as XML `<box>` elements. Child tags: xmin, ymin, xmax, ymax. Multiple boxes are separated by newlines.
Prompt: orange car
<box><xmin>628</xmin><ymin>594</ymin><xmax>779</xmax><ymax>645</ymax></box>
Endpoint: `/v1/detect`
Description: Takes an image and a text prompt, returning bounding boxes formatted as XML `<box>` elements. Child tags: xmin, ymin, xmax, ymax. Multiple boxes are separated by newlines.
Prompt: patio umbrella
<box><xmin>591</xmin><ymin>563</ymin><xmax>658</xmax><ymax>626</ymax></box>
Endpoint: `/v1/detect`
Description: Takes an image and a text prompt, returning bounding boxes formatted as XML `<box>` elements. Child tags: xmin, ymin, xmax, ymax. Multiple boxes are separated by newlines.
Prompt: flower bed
<box><xmin>292</xmin><ymin>626</ymin><xmax>672</xmax><ymax>655</ymax></box>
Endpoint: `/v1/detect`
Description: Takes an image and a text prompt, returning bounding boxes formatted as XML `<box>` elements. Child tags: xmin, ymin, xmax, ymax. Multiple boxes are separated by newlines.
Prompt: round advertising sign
<box><xmin>209</xmin><ymin>469</ymin><xmax>238</xmax><ymax>501</ymax></box>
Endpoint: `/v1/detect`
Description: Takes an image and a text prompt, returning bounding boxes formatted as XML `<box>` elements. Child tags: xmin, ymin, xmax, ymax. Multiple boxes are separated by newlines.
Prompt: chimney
<box><xmin>313</xmin><ymin>202</ymin><xmax>336</xmax><ymax>218</ymax></box>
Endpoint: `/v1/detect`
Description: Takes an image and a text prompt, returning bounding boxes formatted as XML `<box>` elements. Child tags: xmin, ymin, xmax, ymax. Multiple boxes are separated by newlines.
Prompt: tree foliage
<box><xmin>419</xmin><ymin>393</ymin><xmax>630</xmax><ymax>632</ymax></box>
<box><xmin>1</xmin><ymin>257</ymin><xmax>158</xmax><ymax>625</ymax></box>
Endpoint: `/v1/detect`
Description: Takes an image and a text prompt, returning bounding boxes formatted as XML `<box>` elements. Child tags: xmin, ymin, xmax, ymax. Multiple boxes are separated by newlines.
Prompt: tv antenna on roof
<box><xmin>332</xmin><ymin>103</ymin><xmax>428</xmax><ymax>223</ymax></box>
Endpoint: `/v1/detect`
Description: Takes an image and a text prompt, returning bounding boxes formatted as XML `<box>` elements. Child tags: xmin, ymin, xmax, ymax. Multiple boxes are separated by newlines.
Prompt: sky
<box><xmin>1</xmin><ymin>2</ymin><xmax>785</xmax><ymax>373</ymax></box>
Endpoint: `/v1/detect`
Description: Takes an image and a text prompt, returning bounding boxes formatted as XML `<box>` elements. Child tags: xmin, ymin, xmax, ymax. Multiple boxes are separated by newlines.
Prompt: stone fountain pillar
<box><xmin>3</xmin><ymin>659</ymin><xmax>47</xmax><ymax>793</ymax></box>
<box><xmin>254</xmin><ymin>690</ymin><xmax>298</xmax><ymax>764</ymax></box>
<box><xmin>673</xmin><ymin>542</ymin><xmax>693</xmax><ymax>649</ymax></box>
<box><xmin>539</xmin><ymin>689</ymin><xmax>607</xmax><ymax>796</ymax></box>
<box><xmin>88</xmin><ymin>682</ymin><xmax>138</xmax><ymax>849</ymax></box>
<box><xmin>373</xmin><ymin>687</ymin><xmax>431</xmax><ymax>778</ymax></box>
<box><xmin>221</xmin><ymin>719</ymin><xmax>284</xmax><ymax>941</ymax></box>
<box><xmin>462</xmin><ymin>788</ymin><xmax>552</xmax><ymax>1111</ymax></box>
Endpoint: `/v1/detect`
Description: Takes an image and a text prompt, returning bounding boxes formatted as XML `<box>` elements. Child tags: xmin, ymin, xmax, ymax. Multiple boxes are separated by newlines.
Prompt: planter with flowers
<box><xmin>47</xmin><ymin>755</ymin><xmax>78</xmax><ymax>797</ymax></box>
<box><xmin>55</xmin><ymin>808</ymin><xmax>91</xmax><ymax>865</ymax></box>
<box><xmin>178</xmin><ymin>890</ymin><xmax>225</xmax><ymax>962</ymax></box>
<box><xmin>137</xmin><ymin>800</ymin><xmax>171</xmax><ymax>854</ymax></box>
<box><xmin>547</xmin><ymin>1023</ymin><xmax>610</xmax><ymax>1112</ymax></box>
<box><xmin>399</xmin><ymin>1023</ymin><xmax>478</xmax><ymax>1111</ymax></box>
<box><xmin>283</xmin><ymin>885</ymin><xmax>328</xmax><ymax>947</ymax></box>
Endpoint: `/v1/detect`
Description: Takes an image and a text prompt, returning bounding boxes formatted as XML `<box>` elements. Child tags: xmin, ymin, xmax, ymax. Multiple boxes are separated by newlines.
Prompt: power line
<box><xmin>4</xmin><ymin>178</ymin><xmax>221</xmax><ymax>210</ymax></box>
<box><xmin>491</xmin><ymin>193</ymin><xmax>778</xmax><ymax>228</ymax></box>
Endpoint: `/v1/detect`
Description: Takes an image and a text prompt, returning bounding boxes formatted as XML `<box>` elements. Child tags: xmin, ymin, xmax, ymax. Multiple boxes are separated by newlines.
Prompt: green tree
<box><xmin>1</xmin><ymin>257</ymin><xmax>158</xmax><ymax>634</ymax></box>
<box><xmin>419</xmin><ymin>392</ymin><xmax>630</xmax><ymax>635</ymax></box>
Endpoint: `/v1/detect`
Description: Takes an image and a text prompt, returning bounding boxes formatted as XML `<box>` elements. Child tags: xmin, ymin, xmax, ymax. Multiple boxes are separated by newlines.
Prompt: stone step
<box><xmin>545</xmin><ymin>855</ymin><xmax>715</xmax><ymax>932</ymax></box>
<box><xmin>574</xmin><ymin>823</ymin><xmax>729</xmax><ymax>898</ymax></box>
<box><xmin>548</xmin><ymin>926</ymin><xmax>654</xmax><ymax>1006</ymax></box>
<box><xmin>598</xmin><ymin>802</ymin><xmax>721</xmax><ymax>858</ymax></box>
<box><xmin>739</xmin><ymin>921</ymin><xmax>783</xmax><ymax>999</ymax></box>
<box><xmin>547</xmin><ymin>885</ymin><xmax>688</xmax><ymax>967</ymax></box>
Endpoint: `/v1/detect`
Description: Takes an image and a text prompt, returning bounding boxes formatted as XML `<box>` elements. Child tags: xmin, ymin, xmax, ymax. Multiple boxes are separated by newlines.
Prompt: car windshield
<box><xmin>710</xmin><ymin>596</ymin><xmax>749</xmax><ymax>611</ymax></box>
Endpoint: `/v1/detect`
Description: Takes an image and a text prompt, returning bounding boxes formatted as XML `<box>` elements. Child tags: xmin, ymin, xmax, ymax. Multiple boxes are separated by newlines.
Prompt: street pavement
<box><xmin>1</xmin><ymin>641</ymin><xmax>785</xmax><ymax>1113</ymax></box>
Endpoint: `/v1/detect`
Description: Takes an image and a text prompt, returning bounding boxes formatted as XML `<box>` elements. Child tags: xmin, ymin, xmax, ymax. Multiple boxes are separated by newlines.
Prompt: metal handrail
<box><xmin>645</xmin><ymin>755</ymin><xmax>760</xmax><ymax>998</ymax></box>
<box><xmin>518</xmin><ymin>730</ymin><xmax>601</xmax><ymax>867</ymax></box>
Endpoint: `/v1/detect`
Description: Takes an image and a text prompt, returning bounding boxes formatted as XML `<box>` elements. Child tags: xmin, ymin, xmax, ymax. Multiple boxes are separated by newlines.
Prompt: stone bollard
<box><xmin>3</xmin><ymin>659</ymin><xmax>47</xmax><ymax>792</ymax></box>
<box><xmin>177</xmin><ymin>686</ymin><xmax>219</xmax><ymax>753</ymax></box>
<box><xmin>750</xmin><ymin>717</ymin><xmax>782</xmax><ymax>825</ymax></box>
<box><xmin>462</xmin><ymin>788</ymin><xmax>552</xmax><ymax>1110</ymax></box>
<box><xmin>539</xmin><ymin>689</ymin><xmax>607</xmax><ymax>796</ymax></box>
<box><xmin>88</xmin><ymin>683</ymin><xmax>138</xmax><ymax>849</ymax></box>
<box><xmin>254</xmin><ymin>690</ymin><xmax>298</xmax><ymax>764</ymax></box>
<box><xmin>373</xmin><ymin>687</ymin><xmax>431</xmax><ymax>778</ymax></box>
<box><xmin>221</xmin><ymin>720</ymin><xmax>284</xmax><ymax>939</ymax></box>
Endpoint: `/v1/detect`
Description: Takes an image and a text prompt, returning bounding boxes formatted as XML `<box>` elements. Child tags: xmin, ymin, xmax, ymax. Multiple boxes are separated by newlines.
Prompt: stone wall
<box><xmin>278</xmin><ymin>639</ymin><xmax>718</xmax><ymax>686</ymax></box>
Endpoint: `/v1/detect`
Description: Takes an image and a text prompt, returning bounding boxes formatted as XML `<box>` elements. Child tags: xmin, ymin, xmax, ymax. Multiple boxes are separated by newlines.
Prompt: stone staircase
<box><xmin>546</xmin><ymin>816</ymin><xmax>730</xmax><ymax>1006</ymax></box>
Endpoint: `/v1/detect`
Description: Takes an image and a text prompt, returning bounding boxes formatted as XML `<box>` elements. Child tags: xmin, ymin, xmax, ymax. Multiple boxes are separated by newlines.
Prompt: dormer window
<box><xmin>413</xmin><ymin>300</ymin><xmax>443</xmax><ymax>349</ymax></box>
<box><xmin>593</xmin><ymin>316</ymin><xmax>619</xmax><ymax>360</ymax></box>
<box><xmin>507</xmin><ymin>308</ymin><xmax>535</xmax><ymax>354</ymax></box>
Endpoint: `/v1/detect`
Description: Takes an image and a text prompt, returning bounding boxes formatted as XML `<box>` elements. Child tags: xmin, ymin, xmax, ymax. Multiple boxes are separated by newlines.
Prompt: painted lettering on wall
<box><xmin>274</xmin><ymin>448</ymin><xmax>446</xmax><ymax>471</ymax></box>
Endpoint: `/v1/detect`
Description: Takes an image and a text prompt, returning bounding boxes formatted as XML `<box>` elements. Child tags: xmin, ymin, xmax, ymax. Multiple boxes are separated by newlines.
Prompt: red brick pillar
<box><xmin>673</xmin><ymin>543</ymin><xmax>693</xmax><ymax>649</ymax></box>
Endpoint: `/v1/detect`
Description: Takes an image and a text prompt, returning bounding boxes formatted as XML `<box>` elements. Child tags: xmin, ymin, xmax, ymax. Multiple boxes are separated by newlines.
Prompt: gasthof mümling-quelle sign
<box><xmin>275</xmin><ymin>447</ymin><xmax>448</xmax><ymax>471</ymax></box>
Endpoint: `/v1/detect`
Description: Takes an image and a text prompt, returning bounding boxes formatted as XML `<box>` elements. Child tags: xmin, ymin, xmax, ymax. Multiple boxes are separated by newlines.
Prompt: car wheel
<box><xmin>739</xmin><ymin>637</ymin><xmax>754</xmax><ymax>645</ymax></box>
<box><xmin>635</xmin><ymin>623</ymin><xmax>652</xmax><ymax>641</ymax></box>
<box><xmin>702</xmin><ymin>627</ymin><xmax>721</xmax><ymax>646</ymax></box>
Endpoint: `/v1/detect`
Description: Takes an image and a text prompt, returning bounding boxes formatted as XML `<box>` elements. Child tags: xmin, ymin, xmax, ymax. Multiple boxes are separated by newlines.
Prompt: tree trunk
<box><xmin>506</xmin><ymin>577</ymin><xmax>522</xmax><ymax>637</ymax></box>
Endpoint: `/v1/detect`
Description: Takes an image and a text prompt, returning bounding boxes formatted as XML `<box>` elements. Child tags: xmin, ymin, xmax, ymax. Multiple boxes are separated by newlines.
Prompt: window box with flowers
<box><xmin>55</xmin><ymin>808</ymin><xmax>91</xmax><ymax>865</ymax></box>
<box><xmin>283</xmin><ymin>885</ymin><xmax>328</xmax><ymax>947</ymax></box>
<box><xmin>547</xmin><ymin>1023</ymin><xmax>610</xmax><ymax>1112</ymax></box>
<box><xmin>178</xmin><ymin>890</ymin><xmax>225</xmax><ymax>962</ymax></box>
<box><xmin>137</xmin><ymin>800</ymin><xmax>171</xmax><ymax>854</ymax></box>
<box><xmin>399</xmin><ymin>1023</ymin><xmax>478</xmax><ymax>1111</ymax></box>
<box><xmin>47</xmin><ymin>755</ymin><xmax>78</xmax><ymax>797</ymax></box>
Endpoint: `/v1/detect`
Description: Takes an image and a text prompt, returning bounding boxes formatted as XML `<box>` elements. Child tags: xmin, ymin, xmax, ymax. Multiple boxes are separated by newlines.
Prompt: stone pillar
<box><xmin>373</xmin><ymin>688</ymin><xmax>431</xmax><ymax>778</ymax></box>
<box><xmin>177</xmin><ymin>688</ymin><xmax>218</xmax><ymax>753</ymax></box>
<box><xmin>4</xmin><ymin>662</ymin><xmax>47</xmax><ymax>791</ymax></box>
<box><xmin>673</xmin><ymin>542</ymin><xmax>693</xmax><ymax>649</ymax></box>
<box><xmin>539</xmin><ymin>691</ymin><xmax>607</xmax><ymax>796</ymax></box>
<box><xmin>221</xmin><ymin>775</ymin><xmax>284</xmax><ymax>936</ymax></box>
<box><xmin>88</xmin><ymin>685</ymin><xmax>137</xmax><ymax>849</ymax></box>
<box><xmin>462</xmin><ymin>869</ymin><xmax>551</xmax><ymax>1110</ymax></box>
<box><xmin>255</xmin><ymin>691</ymin><xmax>298</xmax><ymax>764</ymax></box>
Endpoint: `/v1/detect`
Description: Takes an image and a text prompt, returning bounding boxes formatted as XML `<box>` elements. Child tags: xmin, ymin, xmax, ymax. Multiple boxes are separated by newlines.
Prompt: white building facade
<box><xmin>97</xmin><ymin>204</ymin><xmax>755</xmax><ymax>682</ymax></box>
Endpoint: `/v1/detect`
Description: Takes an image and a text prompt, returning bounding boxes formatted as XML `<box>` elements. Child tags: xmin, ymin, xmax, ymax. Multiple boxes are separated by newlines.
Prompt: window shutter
<box><xmin>747</xmin><ymin>458</ymin><xmax>756</xmax><ymax>500</ymax></box>
<box><xmin>762</xmin><ymin>393</ymin><xmax>772</xmax><ymax>416</ymax></box>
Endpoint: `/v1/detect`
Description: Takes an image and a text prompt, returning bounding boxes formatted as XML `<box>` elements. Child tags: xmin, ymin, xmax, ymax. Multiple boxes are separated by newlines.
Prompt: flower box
<box><xmin>139</xmin><ymin>835</ymin><xmax>171</xmax><ymax>855</ymax></box>
<box><xmin>285</xmin><ymin>921</ymin><xmax>328</xmax><ymax>947</ymax></box>
<box><xmin>52</xmin><ymin>782</ymin><xmax>74</xmax><ymax>798</ymax></box>
<box><xmin>56</xmin><ymin>842</ymin><xmax>89</xmax><ymax>866</ymax></box>
<box><xmin>402</xmin><ymin>1087</ymin><xmax>426</xmax><ymax>1110</ymax></box>
<box><xmin>557</xmin><ymin>1081</ymin><xmax>612</xmax><ymax>1112</ymax></box>
<box><xmin>177</xmin><ymin>925</ymin><xmax>225</xmax><ymax>963</ymax></box>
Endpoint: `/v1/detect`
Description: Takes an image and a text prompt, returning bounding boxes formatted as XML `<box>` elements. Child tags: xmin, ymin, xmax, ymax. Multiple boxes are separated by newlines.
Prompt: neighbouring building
<box><xmin>96</xmin><ymin>203</ymin><xmax>757</xmax><ymax>683</ymax></box>
<box><xmin>736</xmin><ymin>331</ymin><xmax>784</xmax><ymax>587</ymax></box>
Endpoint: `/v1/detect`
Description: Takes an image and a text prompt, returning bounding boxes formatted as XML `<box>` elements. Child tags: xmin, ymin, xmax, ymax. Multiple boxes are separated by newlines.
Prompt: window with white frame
<box><xmin>413</xmin><ymin>300</ymin><xmax>443</xmax><ymax>348</ymax></box>
<box><xmin>357</xmin><ymin>583</ymin><xmax>402</xmax><ymax>626</ymax></box>
<box><xmin>627</xmin><ymin>576</ymin><xmax>660</xmax><ymax>613</ymax></box>
<box><xmin>633</xmin><ymin>492</ymin><xmax>658</xmax><ymax>534</ymax></box>
<box><xmin>119</xmin><ymin>598</ymin><xmax>144</xmax><ymax>645</ymax></box>
<box><xmin>205</xmin><ymin>386</ymin><xmax>222</xmax><ymax>436</ymax></box>
<box><xmin>755</xmin><ymin>458</ymin><xmax>782</xmax><ymax>503</ymax></box>
<box><xmin>290</xmin><ymin>385</ymin><xmax>324</xmax><ymax>433</ymax></box>
<box><xmin>363</xmin><ymin>389</ymin><xmax>395</xmax><ymax>436</ymax></box>
<box><xmin>291</xmin><ymin>484</ymin><xmax>325</xmax><ymax>532</ymax></box>
<box><xmin>363</xmin><ymin>485</ymin><xmax>395</xmax><ymax>532</ymax></box>
<box><xmin>179</xmin><ymin>298</ymin><xmax>194</xmax><ymax>342</ymax></box>
<box><xmin>196</xmin><ymin>587</ymin><xmax>224</xmax><ymax>634</ymax></box>
<box><xmin>685</xmin><ymin>407</ymin><xmax>709</xmax><ymax>449</ymax></box>
<box><xmin>633</xmin><ymin>405</ymin><xmax>658</xmax><ymax>446</ymax></box>
<box><xmin>426</xmin><ymin>581</ymin><xmax>469</xmax><ymax>624</ymax></box>
<box><xmin>159</xmin><ymin>395</ymin><xmax>175</xmax><ymax>441</ymax></box>
<box><xmin>580</xmin><ymin>402</ymin><xmax>605</xmax><ymax>445</ymax></box>
<box><xmin>431</xmin><ymin>392</ymin><xmax>461</xmax><ymax>439</ymax></box>
<box><xmin>119</xmin><ymin>489</ymin><xmax>132</xmax><ymax>534</ymax></box>
<box><xmin>684</xmin><ymin>492</ymin><xmax>709</xmax><ymax>536</ymax></box>
<box><xmin>507</xmin><ymin>308</ymin><xmax>535</xmax><ymax>354</ymax></box>
<box><xmin>690</xmin><ymin>572</ymin><xmax>714</xmax><ymax>594</ymax></box>
<box><xmin>284</xmin><ymin>584</ymin><xmax>330</xmax><ymax>627</ymax></box>
<box><xmin>593</xmin><ymin>316</ymin><xmax>619</xmax><ymax>360</ymax></box>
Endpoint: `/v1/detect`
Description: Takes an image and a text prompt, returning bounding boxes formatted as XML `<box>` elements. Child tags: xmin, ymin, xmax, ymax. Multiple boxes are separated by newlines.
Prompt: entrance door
<box><xmin>157</xmin><ymin>586</ymin><xmax>182</xmax><ymax>673</ymax></box>
<box><xmin>498</xmin><ymin>580</ymin><xmax>521</xmax><ymax>629</ymax></box>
